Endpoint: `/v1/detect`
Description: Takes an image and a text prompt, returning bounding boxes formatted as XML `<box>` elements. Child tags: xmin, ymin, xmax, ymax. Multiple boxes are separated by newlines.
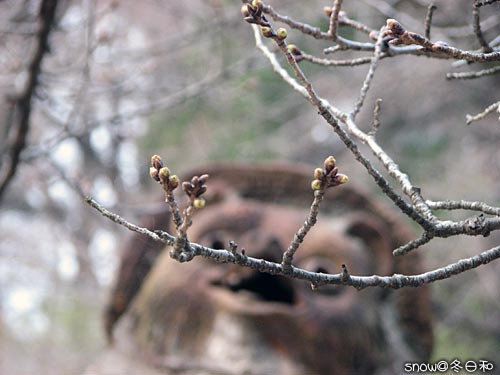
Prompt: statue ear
<box><xmin>104</xmin><ymin>209</ymin><xmax>171</xmax><ymax>343</ymax></box>
<box><xmin>345</xmin><ymin>213</ymin><xmax>433</xmax><ymax>360</ymax></box>
<box><xmin>344</xmin><ymin>213</ymin><xmax>394</xmax><ymax>277</ymax></box>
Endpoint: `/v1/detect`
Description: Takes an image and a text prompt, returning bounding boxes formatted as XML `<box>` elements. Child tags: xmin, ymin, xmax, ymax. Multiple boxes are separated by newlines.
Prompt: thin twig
<box><xmin>300</xmin><ymin>53</ymin><xmax>373</xmax><ymax>67</ymax></box>
<box><xmin>368</xmin><ymin>98</ymin><xmax>383</xmax><ymax>137</ymax></box>
<box><xmin>85</xmin><ymin>196</ymin><xmax>172</xmax><ymax>244</ymax></box>
<box><xmin>327</xmin><ymin>0</ymin><xmax>344</xmax><ymax>41</ymax></box>
<box><xmin>338</xmin><ymin>12</ymin><xmax>374</xmax><ymax>35</ymax></box>
<box><xmin>446</xmin><ymin>66</ymin><xmax>500</xmax><ymax>80</ymax></box>
<box><xmin>393</xmin><ymin>232</ymin><xmax>434</xmax><ymax>256</ymax></box>
<box><xmin>472</xmin><ymin>1</ymin><xmax>493</xmax><ymax>53</ymax></box>
<box><xmin>474</xmin><ymin>0</ymin><xmax>500</xmax><ymax>5</ymax></box>
<box><xmin>282</xmin><ymin>190</ymin><xmax>325</xmax><ymax>271</ymax></box>
<box><xmin>262</xmin><ymin>4</ymin><xmax>375</xmax><ymax>51</ymax></box>
<box><xmin>351</xmin><ymin>26</ymin><xmax>386</xmax><ymax>119</ymax></box>
<box><xmin>426</xmin><ymin>200</ymin><xmax>500</xmax><ymax>216</ymax></box>
<box><xmin>424</xmin><ymin>4</ymin><xmax>436</xmax><ymax>40</ymax></box>
<box><xmin>466</xmin><ymin>100</ymin><xmax>500</xmax><ymax>125</ymax></box>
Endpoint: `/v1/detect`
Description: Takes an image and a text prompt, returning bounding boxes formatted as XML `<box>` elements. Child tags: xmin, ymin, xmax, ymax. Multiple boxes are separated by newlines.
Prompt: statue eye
<box><xmin>211</xmin><ymin>239</ymin><xmax>225</xmax><ymax>250</ymax></box>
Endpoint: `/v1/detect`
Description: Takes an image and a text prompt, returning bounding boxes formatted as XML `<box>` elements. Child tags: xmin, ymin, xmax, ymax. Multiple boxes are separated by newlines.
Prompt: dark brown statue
<box><xmin>86</xmin><ymin>163</ymin><xmax>433</xmax><ymax>375</ymax></box>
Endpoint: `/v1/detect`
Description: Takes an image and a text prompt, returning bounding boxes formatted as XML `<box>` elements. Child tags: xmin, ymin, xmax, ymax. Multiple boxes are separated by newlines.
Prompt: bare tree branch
<box><xmin>85</xmin><ymin>196</ymin><xmax>500</xmax><ymax>290</ymax></box>
<box><xmin>466</xmin><ymin>100</ymin><xmax>500</xmax><ymax>125</ymax></box>
<box><xmin>472</xmin><ymin>0</ymin><xmax>493</xmax><ymax>53</ymax></box>
<box><xmin>424</xmin><ymin>4</ymin><xmax>437</xmax><ymax>40</ymax></box>
<box><xmin>0</xmin><ymin>0</ymin><xmax>59</xmax><ymax>204</ymax></box>
<box><xmin>446</xmin><ymin>66</ymin><xmax>500</xmax><ymax>80</ymax></box>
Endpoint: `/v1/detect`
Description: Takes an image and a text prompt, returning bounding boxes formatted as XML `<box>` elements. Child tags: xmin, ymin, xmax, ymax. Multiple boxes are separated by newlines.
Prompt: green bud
<box><xmin>159</xmin><ymin>167</ymin><xmax>170</xmax><ymax>180</ymax></box>
<box><xmin>261</xmin><ymin>26</ymin><xmax>273</xmax><ymax>38</ymax></box>
<box><xmin>314</xmin><ymin>168</ymin><xmax>324</xmax><ymax>180</ymax></box>
<box><xmin>169</xmin><ymin>175</ymin><xmax>179</xmax><ymax>189</ymax></box>
<box><xmin>333</xmin><ymin>174</ymin><xmax>348</xmax><ymax>185</ymax></box>
<box><xmin>276</xmin><ymin>27</ymin><xmax>287</xmax><ymax>40</ymax></box>
<box><xmin>338</xmin><ymin>174</ymin><xmax>348</xmax><ymax>184</ymax></box>
<box><xmin>252</xmin><ymin>0</ymin><xmax>263</xmax><ymax>8</ymax></box>
<box><xmin>311</xmin><ymin>179</ymin><xmax>323</xmax><ymax>191</ymax></box>
<box><xmin>193</xmin><ymin>197</ymin><xmax>206</xmax><ymax>209</ymax></box>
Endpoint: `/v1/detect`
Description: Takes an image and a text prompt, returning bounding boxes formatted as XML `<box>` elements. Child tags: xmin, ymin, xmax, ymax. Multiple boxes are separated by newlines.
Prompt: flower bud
<box><xmin>287</xmin><ymin>44</ymin><xmax>301</xmax><ymax>56</ymax></box>
<box><xmin>169</xmin><ymin>175</ymin><xmax>179</xmax><ymax>189</ymax></box>
<box><xmin>252</xmin><ymin>0</ymin><xmax>263</xmax><ymax>8</ymax></box>
<box><xmin>193</xmin><ymin>197</ymin><xmax>206</xmax><ymax>209</ymax></box>
<box><xmin>241</xmin><ymin>4</ymin><xmax>250</xmax><ymax>17</ymax></box>
<box><xmin>386</xmin><ymin>19</ymin><xmax>405</xmax><ymax>36</ymax></box>
<box><xmin>311</xmin><ymin>179</ymin><xmax>323</xmax><ymax>191</ymax></box>
<box><xmin>276</xmin><ymin>27</ymin><xmax>287</xmax><ymax>40</ymax></box>
<box><xmin>197</xmin><ymin>186</ymin><xmax>207</xmax><ymax>197</ymax></box>
<box><xmin>150</xmin><ymin>167</ymin><xmax>160</xmax><ymax>181</ymax></box>
<box><xmin>159</xmin><ymin>167</ymin><xmax>170</xmax><ymax>181</ymax></box>
<box><xmin>151</xmin><ymin>154</ymin><xmax>163</xmax><ymax>169</ymax></box>
<box><xmin>323</xmin><ymin>6</ymin><xmax>332</xmax><ymax>17</ymax></box>
<box><xmin>333</xmin><ymin>174</ymin><xmax>349</xmax><ymax>185</ymax></box>
<box><xmin>323</xmin><ymin>155</ymin><xmax>336</xmax><ymax>171</ymax></box>
<box><xmin>261</xmin><ymin>26</ymin><xmax>273</xmax><ymax>38</ymax></box>
<box><xmin>199</xmin><ymin>174</ymin><xmax>210</xmax><ymax>184</ymax></box>
<box><xmin>329</xmin><ymin>166</ymin><xmax>339</xmax><ymax>177</ymax></box>
<box><xmin>314</xmin><ymin>168</ymin><xmax>324</xmax><ymax>180</ymax></box>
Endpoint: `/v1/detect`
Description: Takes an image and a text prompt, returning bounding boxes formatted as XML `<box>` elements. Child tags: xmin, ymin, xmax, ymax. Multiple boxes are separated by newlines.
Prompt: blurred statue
<box><xmin>86</xmin><ymin>163</ymin><xmax>433</xmax><ymax>375</ymax></box>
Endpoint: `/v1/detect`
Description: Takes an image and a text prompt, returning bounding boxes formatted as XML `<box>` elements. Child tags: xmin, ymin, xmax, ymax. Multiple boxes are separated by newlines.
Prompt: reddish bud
<box><xmin>241</xmin><ymin>4</ymin><xmax>250</xmax><ymax>17</ymax></box>
<box><xmin>150</xmin><ymin>167</ymin><xmax>160</xmax><ymax>181</ymax></box>
<box><xmin>151</xmin><ymin>154</ymin><xmax>163</xmax><ymax>170</ymax></box>
<box><xmin>386</xmin><ymin>19</ymin><xmax>405</xmax><ymax>36</ymax></box>
<box><xmin>323</xmin><ymin>155</ymin><xmax>336</xmax><ymax>171</ymax></box>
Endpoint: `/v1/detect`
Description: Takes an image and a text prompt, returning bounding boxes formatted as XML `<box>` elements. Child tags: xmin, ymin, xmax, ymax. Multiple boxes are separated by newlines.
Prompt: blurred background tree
<box><xmin>0</xmin><ymin>0</ymin><xmax>499</xmax><ymax>374</ymax></box>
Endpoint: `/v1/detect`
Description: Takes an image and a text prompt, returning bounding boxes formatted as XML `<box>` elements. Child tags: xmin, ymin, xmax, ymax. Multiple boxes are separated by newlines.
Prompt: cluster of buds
<box><xmin>182</xmin><ymin>174</ymin><xmax>209</xmax><ymax>209</ymax></box>
<box><xmin>150</xmin><ymin>155</ymin><xmax>179</xmax><ymax>190</ymax></box>
<box><xmin>311</xmin><ymin>156</ymin><xmax>348</xmax><ymax>191</ymax></box>
<box><xmin>242</xmin><ymin>0</ymin><xmax>288</xmax><ymax>40</ymax></box>
<box><xmin>242</xmin><ymin>0</ymin><xmax>269</xmax><ymax>27</ymax></box>
<box><xmin>260</xmin><ymin>26</ymin><xmax>287</xmax><ymax>40</ymax></box>
<box><xmin>384</xmin><ymin>19</ymin><xmax>437</xmax><ymax>51</ymax></box>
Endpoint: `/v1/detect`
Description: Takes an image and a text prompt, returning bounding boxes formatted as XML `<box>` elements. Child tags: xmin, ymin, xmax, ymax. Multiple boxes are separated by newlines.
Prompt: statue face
<box><xmin>101</xmin><ymin>164</ymin><xmax>433</xmax><ymax>375</ymax></box>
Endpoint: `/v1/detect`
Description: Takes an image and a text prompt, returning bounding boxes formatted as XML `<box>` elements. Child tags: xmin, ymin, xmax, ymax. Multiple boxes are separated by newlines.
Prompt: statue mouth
<box><xmin>210</xmin><ymin>269</ymin><xmax>298</xmax><ymax>310</ymax></box>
